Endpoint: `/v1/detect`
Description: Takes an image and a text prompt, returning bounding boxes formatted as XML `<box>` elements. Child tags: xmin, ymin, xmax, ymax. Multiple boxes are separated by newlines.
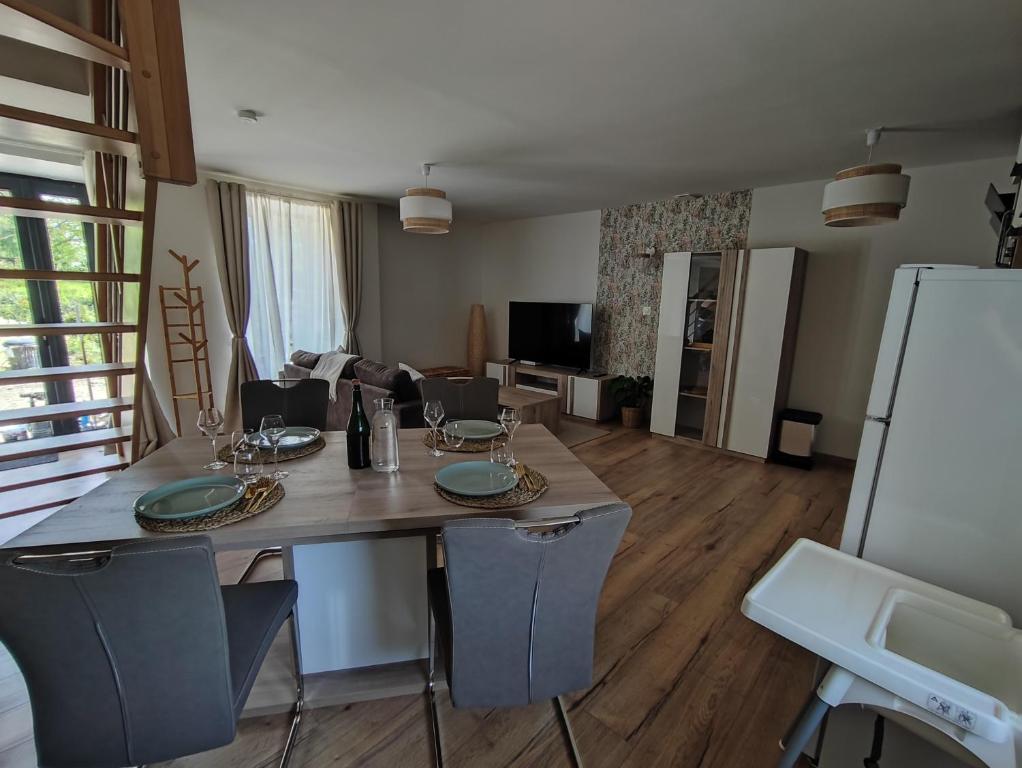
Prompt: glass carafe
<box><xmin>370</xmin><ymin>397</ymin><xmax>400</xmax><ymax>472</ymax></box>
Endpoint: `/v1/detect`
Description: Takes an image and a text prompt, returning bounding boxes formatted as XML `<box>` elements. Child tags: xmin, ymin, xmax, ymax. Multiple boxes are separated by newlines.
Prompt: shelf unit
<box><xmin>651</xmin><ymin>251</ymin><xmax>738</xmax><ymax>444</ymax></box>
<box><xmin>485</xmin><ymin>361</ymin><xmax>618</xmax><ymax>422</ymax></box>
<box><xmin>651</xmin><ymin>248</ymin><xmax>807</xmax><ymax>459</ymax></box>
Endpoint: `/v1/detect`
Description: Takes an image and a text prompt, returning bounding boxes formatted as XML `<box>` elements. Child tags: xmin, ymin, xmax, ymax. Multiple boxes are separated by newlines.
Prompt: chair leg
<box><xmin>278</xmin><ymin>610</ymin><xmax>305</xmax><ymax>768</ymax></box>
<box><xmin>238</xmin><ymin>547</ymin><xmax>283</xmax><ymax>584</ymax></box>
<box><xmin>426</xmin><ymin>604</ymin><xmax>444</xmax><ymax>768</ymax></box>
<box><xmin>777</xmin><ymin>691</ymin><xmax>830</xmax><ymax>768</ymax></box>
<box><xmin>554</xmin><ymin>695</ymin><xmax>583</xmax><ymax>767</ymax></box>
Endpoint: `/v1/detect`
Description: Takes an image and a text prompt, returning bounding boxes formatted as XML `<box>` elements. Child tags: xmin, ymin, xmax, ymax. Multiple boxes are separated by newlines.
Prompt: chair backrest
<box><xmin>419</xmin><ymin>376</ymin><xmax>499</xmax><ymax>421</ymax></box>
<box><xmin>242</xmin><ymin>378</ymin><xmax>329</xmax><ymax>431</ymax></box>
<box><xmin>0</xmin><ymin>536</ymin><xmax>236</xmax><ymax>767</ymax></box>
<box><xmin>440</xmin><ymin>503</ymin><xmax>631</xmax><ymax>708</ymax></box>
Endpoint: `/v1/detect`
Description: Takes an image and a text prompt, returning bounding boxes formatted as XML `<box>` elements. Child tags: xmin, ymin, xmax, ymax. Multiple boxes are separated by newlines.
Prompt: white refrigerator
<box><xmin>839</xmin><ymin>264</ymin><xmax>1022</xmax><ymax>622</ymax></box>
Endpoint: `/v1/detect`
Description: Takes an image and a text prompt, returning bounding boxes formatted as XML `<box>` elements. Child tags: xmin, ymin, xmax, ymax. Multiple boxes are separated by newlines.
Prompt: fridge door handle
<box><xmin>866</xmin><ymin>415</ymin><xmax>891</xmax><ymax>425</ymax></box>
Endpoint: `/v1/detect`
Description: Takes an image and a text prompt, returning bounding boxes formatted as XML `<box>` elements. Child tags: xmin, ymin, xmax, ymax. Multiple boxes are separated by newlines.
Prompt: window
<box><xmin>246</xmin><ymin>191</ymin><xmax>345</xmax><ymax>378</ymax></box>
<box><xmin>0</xmin><ymin>174</ymin><xmax>103</xmax><ymax>445</ymax></box>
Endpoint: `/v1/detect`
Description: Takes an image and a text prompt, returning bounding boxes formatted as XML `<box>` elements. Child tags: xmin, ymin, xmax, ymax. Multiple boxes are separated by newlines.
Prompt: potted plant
<box><xmin>609</xmin><ymin>375</ymin><xmax>653</xmax><ymax>428</ymax></box>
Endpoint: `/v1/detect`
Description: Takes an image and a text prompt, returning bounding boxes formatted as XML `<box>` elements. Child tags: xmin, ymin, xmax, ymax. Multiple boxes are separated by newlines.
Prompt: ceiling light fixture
<box><xmin>236</xmin><ymin>109</ymin><xmax>260</xmax><ymax>124</ymax></box>
<box><xmin>399</xmin><ymin>163</ymin><xmax>452</xmax><ymax>234</ymax></box>
<box><xmin>822</xmin><ymin>128</ymin><xmax>910</xmax><ymax>227</ymax></box>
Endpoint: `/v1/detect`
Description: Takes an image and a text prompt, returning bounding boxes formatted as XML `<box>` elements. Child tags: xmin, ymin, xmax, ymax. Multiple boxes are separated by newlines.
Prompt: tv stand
<box><xmin>485</xmin><ymin>360</ymin><xmax>618</xmax><ymax>422</ymax></box>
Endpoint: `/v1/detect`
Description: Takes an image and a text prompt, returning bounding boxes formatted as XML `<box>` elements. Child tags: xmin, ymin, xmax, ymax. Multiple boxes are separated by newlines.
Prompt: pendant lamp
<box><xmin>400</xmin><ymin>163</ymin><xmax>452</xmax><ymax>234</ymax></box>
<box><xmin>822</xmin><ymin>128</ymin><xmax>911</xmax><ymax>227</ymax></box>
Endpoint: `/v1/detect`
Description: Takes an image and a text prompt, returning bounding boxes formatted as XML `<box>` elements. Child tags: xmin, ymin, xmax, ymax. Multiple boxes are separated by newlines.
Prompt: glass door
<box><xmin>0</xmin><ymin>173</ymin><xmax>99</xmax><ymax>454</ymax></box>
<box><xmin>675</xmin><ymin>253</ymin><xmax>722</xmax><ymax>440</ymax></box>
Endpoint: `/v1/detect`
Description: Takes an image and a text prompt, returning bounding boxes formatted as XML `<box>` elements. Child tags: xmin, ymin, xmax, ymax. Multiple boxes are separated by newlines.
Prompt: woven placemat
<box><xmin>434</xmin><ymin>465</ymin><xmax>548</xmax><ymax>509</ymax></box>
<box><xmin>218</xmin><ymin>436</ymin><xmax>325</xmax><ymax>464</ymax></box>
<box><xmin>421</xmin><ymin>432</ymin><xmax>506</xmax><ymax>454</ymax></box>
<box><xmin>135</xmin><ymin>477</ymin><xmax>285</xmax><ymax>533</ymax></box>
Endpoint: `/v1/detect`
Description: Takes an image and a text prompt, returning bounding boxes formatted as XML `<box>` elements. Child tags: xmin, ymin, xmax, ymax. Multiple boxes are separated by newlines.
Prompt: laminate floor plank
<box><xmin>0</xmin><ymin>426</ymin><xmax>852</xmax><ymax>767</ymax></box>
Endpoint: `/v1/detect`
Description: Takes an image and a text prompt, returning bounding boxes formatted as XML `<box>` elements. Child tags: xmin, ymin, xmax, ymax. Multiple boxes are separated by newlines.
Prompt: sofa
<box><xmin>283</xmin><ymin>351</ymin><xmax>425</xmax><ymax>430</ymax></box>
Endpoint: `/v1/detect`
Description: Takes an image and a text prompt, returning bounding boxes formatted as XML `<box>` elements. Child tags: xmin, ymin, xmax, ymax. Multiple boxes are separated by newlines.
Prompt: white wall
<box><xmin>148</xmin><ymin>177</ymin><xmax>383</xmax><ymax>434</ymax></box>
<box><xmin>468</xmin><ymin>211</ymin><xmax>601</xmax><ymax>359</ymax></box>
<box><xmin>376</xmin><ymin>205</ymin><xmax>480</xmax><ymax>368</ymax></box>
<box><xmin>749</xmin><ymin>155</ymin><xmax>1012</xmax><ymax>458</ymax></box>
<box><xmin>148</xmin><ymin>177</ymin><xmax>232</xmax><ymax>430</ymax></box>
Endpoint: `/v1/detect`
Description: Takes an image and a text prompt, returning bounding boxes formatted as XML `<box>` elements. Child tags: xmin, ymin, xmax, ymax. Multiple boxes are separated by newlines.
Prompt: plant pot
<box><xmin>621</xmin><ymin>406</ymin><xmax>644</xmax><ymax>428</ymax></box>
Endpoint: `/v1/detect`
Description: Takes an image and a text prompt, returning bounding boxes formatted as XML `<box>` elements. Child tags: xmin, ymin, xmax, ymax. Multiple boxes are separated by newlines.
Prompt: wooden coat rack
<box><xmin>159</xmin><ymin>249</ymin><xmax>214</xmax><ymax>434</ymax></box>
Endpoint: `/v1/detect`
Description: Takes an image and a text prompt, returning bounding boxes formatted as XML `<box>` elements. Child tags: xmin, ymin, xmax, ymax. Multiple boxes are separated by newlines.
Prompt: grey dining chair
<box><xmin>241</xmin><ymin>377</ymin><xmax>330</xmax><ymax>431</ymax></box>
<box><xmin>425</xmin><ymin>503</ymin><xmax>632</xmax><ymax>767</ymax></box>
<box><xmin>0</xmin><ymin>536</ymin><xmax>303</xmax><ymax>768</ymax></box>
<box><xmin>419</xmin><ymin>376</ymin><xmax>499</xmax><ymax>421</ymax></box>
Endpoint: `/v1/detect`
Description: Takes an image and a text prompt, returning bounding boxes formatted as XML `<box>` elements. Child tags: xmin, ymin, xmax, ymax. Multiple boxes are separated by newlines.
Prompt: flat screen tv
<box><xmin>508</xmin><ymin>301</ymin><xmax>594</xmax><ymax>370</ymax></box>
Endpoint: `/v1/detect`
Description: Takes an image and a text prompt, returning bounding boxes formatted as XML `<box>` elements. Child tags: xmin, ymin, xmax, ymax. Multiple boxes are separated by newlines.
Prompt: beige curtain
<box><xmin>206</xmin><ymin>179</ymin><xmax>258</xmax><ymax>428</ymax></box>
<box><xmin>332</xmin><ymin>201</ymin><xmax>363</xmax><ymax>354</ymax></box>
<box><xmin>135</xmin><ymin>371</ymin><xmax>175</xmax><ymax>459</ymax></box>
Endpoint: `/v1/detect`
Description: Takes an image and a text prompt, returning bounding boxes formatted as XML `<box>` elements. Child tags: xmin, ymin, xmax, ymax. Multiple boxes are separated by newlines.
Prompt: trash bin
<box><xmin>774</xmin><ymin>409</ymin><xmax>822</xmax><ymax>469</ymax></box>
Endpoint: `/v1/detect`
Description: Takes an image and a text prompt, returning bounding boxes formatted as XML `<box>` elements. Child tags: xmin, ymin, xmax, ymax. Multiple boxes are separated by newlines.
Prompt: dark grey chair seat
<box><xmin>425</xmin><ymin>504</ymin><xmax>631</xmax><ymax>766</ymax></box>
<box><xmin>0</xmin><ymin>536</ymin><xmax>304</xmax><ymax>768</ymax></box>
<box><xmin>222</xmin><ymin>580</ymin><xmax>299</xmax><ymax>718</ymax></box>
<box><xmin>419</xmin><ymin>376</ymin><xmax>499</xmax><ymax>422</ymax></box>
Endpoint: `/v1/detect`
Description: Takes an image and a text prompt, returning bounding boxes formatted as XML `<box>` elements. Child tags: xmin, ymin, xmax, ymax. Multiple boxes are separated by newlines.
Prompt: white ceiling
<box><xmin>180</xmin><ymin>0</ymin><xmax>1022</xmax><ymax>220</ymax></box>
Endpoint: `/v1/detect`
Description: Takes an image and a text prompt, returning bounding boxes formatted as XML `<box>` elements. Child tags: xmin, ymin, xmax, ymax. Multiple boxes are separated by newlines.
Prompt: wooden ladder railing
<box><xmin>0</xmin><ymin>0</ymin><xmax>195</xmax><ymax>518</ymax></box>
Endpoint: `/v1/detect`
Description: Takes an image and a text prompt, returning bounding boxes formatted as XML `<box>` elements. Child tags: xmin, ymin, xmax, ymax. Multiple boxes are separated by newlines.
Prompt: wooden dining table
<box><xmin>3</xmin><ymin>424</ymin><xmax>621</xmax><ymax>716</ymax></box>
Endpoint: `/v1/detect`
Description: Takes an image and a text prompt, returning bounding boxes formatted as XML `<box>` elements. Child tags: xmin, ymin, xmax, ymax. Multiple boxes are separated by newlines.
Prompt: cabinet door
<box><xmin>485</xmin><ymin>362</ymin><xmax>507</xmax><ymax>385</ymax></box>
<box><xmin>569</xmin><ymin>376</ymin><xmax>600</xmax><ymax>420</ymax></box>
<box><xmin>650</xmin><ymin>253</ymin><xmax>692</xmax><ymax>435</ymax></box>
<box><xmin>723</xmin><ymin>248</ymin><xmax>801</xmax><ymax>457</ymax></box>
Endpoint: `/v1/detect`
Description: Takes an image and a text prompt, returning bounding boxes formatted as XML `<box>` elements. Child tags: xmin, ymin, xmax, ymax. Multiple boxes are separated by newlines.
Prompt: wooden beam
<box><xmin>0</xmin><ymin>396</ymin><xmax>133</xmax><ymax>427</ymax></box>
<box><xmin>117</xmin><ymin>0</ymin><xmax>196</xmax><ymax>184</ymax></box>
<box><xmin>0</xmin><ymin>196</ymin><xmax>143</xmax><ymax>226</ymax></box>
<box><xmin>0</xmin><ymin>451</ymin><xmax>128</xmax><ymax>492</ymax></box>
<box><xmin>0</xmin><ymin>322</ymin><xmax>136</xmax><ymax>337</ymax></box>
<box><xmin>0</xmin><ymin>0</ymin><xmax>130</xmax><ymax>69</ymax></box>
<box><xmin>0</xmin><ymin>268</ymin><xmax>140</xmax><ymax>282</ymax></box>
<box><xmin>130</xmin><ymin>178</ymin><xmax>159</xmax><ymax>462</ymax></box>
<box><xmin>0</xmin><ymin>426</ymin><xmax>130</xmax><ymax>462</ymax></box>
<box><xmin>0</xmin><ymin>103</ymin><xmax>138</xmax><ymax>156</ymax></box>
<box><xmin>0</xmin><ymin>361</ymin><xmax>135</xmax><ymax>385</ymax></box>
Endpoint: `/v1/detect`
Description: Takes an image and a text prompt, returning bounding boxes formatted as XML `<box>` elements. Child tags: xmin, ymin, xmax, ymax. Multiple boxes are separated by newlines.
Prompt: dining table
<box><xmin>3</xmin><ymin>424</ymin><xmax>621</xmax><ymax>716</ymax></box>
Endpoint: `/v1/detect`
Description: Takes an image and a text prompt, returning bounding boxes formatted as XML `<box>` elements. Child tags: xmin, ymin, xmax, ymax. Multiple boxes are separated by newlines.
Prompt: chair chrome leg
<box><xmin>238</xmin><ymin>547</ymin><xmax>283</xmax><ymax>584</ymax></box>
<box><xmin>426</xmin><ymin>604</ymin><xmax>444</xmax><ymax>768</ymax></box>
<box><xmin>279</xmin><ymin>610</ymin><xmax>305</xmax><ymax>768</ymax></box>
<box><xmin>554</xmin><ymin>695</ymin><xmax>583</xmax><ymax>768</ymax></box>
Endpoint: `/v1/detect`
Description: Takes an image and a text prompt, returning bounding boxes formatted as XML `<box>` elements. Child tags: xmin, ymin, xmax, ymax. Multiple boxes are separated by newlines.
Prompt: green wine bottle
<box><xmin>346</xmin><ymin>379</ymin><xmax>371</xmax><ymax>469</ymax></box>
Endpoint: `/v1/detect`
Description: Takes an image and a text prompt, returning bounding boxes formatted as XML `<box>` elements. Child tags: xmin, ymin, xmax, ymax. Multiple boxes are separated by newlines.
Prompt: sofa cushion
<box><xmin>354</xmin><ymin>359</ymin><xmax>418</xmax><ymax>402</ymax></box>
<box><xmin>290</xmin><ymin>350</ymin><xmax>323</xmax><ymax>370</ymax></box>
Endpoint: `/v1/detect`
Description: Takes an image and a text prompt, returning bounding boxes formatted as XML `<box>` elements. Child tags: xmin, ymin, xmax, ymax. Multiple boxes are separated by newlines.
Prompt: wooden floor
<box><xmin>0</xmin><ymin>426</ymin><xmax>851</xmax><ymax>767</ymax></box>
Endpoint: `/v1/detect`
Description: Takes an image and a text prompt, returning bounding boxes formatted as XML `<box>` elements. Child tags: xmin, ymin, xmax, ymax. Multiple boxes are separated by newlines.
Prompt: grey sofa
<box><xmin>283</xmin><ymin>351</ymin><xmax>425</xmax><ymax>430</ymax></box>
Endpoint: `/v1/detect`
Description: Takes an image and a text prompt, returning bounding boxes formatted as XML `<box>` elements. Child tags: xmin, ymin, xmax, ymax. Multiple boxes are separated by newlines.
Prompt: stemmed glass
<box><xmin>260</xmin><ymin>414</ymin><xmax>289</xmax><ymax>481</ymax></box>
<box><xmin>197</xmin><ymin>407</ymin><xmax>227</xmax><ymax>470</ymax></box>
<box><xmin>499</xmin><ymin>407</ymin><xmax>522</xmax><ymax>465</ymax></box>
<box><xmin>424</xmin><ymin>400</ymin><xmax>445</xmax><ymax>457</ymax></box>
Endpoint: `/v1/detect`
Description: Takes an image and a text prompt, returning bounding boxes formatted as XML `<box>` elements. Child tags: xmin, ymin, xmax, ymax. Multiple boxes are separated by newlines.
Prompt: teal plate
<box><xmin>134</xmin><ymin>476</ymin><xmax>246</xmax><ymax>520</ymax></box>
<box><xmin>246</xmin><ymin>426</ymin><xmax>321</xmax><ymax>449</ymax></box>
<box><xmin>435</xmin><ymin>461</ymin><xmax>518</xmax><ymax>497</ymax></box>
<box><xmin>447</xmin><ymin>420</ymin><xmax>503</xmax><ymax>440</ymax></box>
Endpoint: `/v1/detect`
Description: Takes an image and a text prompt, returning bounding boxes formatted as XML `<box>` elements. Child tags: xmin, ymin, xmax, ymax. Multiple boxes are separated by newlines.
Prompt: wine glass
<box><xmin>423</xmin><ymin>400</ymin><xmax>445</xmax><ymax>457</ymax></box>
<box><xmin>260</xmin><ymin>414</ymin><xmax>289</xmax><ymax>480</ymax></box>
<box><xmin>499</xmin><ymin>407</ymin><xmax>521</xmax><ymax>465</ymax></box>
<box><xmin>443</xmin><ymin>422</ymin><xmax>465</xmax><ymax>450</ymax></box>
<box><xmin>197</xmin><ymin>407</ymin><xmax>227</xmax><ymax>470</ymax></box>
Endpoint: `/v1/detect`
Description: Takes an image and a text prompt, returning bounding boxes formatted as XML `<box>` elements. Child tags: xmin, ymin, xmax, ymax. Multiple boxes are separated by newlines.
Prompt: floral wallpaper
<box><xmin>594</xmin><ymin>191</ymin><xmax>752</xmax><ymax>376</ymax></box>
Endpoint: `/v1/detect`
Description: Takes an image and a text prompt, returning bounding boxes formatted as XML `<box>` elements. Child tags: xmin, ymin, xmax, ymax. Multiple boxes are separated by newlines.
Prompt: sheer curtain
<box><xmin>246</xmin><ymin>192</ymin><xmax>346</xmax><ymax>378</ymax></box>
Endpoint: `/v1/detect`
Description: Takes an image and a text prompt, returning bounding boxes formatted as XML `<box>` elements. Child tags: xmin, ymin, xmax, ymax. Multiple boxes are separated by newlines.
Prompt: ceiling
<box><xmin>180</xmin><ymin>0</ymin><xmax>1022</xmax><ymax>220</ymax></box>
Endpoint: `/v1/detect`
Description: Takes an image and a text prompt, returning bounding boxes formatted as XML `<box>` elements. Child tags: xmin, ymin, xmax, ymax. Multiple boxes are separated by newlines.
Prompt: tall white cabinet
<box><xmin>650</xmin><ymin>248</ymin><xmax>806</xmax><ymax>459</ymax></box>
